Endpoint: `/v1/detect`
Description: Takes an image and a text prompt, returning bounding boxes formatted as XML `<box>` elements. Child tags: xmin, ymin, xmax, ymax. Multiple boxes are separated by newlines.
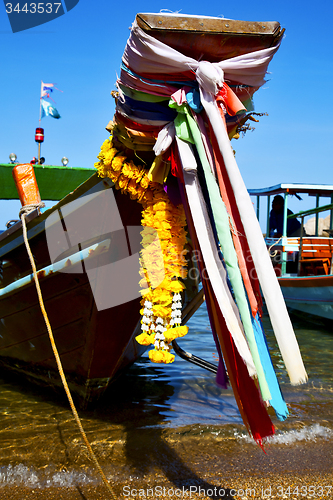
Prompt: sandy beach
<box><xmin>0</xmin><ymin>314</ymin><xmax>332</xmax><ymax>500</ymax></box>
<box><xmin>2</xmin><ymin>471</ymin><xmax>333</xmax><ymax>499</ymax></box>
<box><xmin>2</xmin><ymin>473</ymin><xmax>333</xmax><ymax>500</ymax></box>
<box><xmin>1</xmin><ymin>429</ymin><xmax>332</xmax><ymax>499</ymax></box>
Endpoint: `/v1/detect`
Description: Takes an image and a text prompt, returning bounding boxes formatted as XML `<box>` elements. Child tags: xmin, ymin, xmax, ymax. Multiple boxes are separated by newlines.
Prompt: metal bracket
<box><xmin>172</xmin><ymin>339</ymin><xmax>218</xmax><ymax>374</ymax></box>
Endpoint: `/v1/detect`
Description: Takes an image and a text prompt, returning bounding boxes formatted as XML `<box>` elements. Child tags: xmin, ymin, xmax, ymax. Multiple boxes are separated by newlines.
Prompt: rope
<box><xmin>268</xmin><ymin>236</ymin><xmax>283</xmax><ymax>258</ymax></box>
<box><xmin>20</xmin><ymin>209</ymin><xmax>117</xmax><ymax>499</ymax></box>
<box><xmin>19</xmin><ymin>203</ymin><xmax>45</xmax><ymax>218</ymax></box>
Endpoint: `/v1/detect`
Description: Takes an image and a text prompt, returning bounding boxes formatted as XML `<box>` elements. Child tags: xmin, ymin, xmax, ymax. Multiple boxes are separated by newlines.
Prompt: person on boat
<box><xmin>269</xmin><ymin>195</ymin><xmax>302</xmax><ymax>237</ymax></box>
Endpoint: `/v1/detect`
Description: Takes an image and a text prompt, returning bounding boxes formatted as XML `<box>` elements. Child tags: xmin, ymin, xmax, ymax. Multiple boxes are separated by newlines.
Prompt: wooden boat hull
<box><xmin>0</xmin><ymin>174</ymin><xmax>157</xmax><ymax>407</ymax></box>
<box><xmin>279</xmin><ymin>275</ymin><xmax>333</xmax><ymax>321</ymax></box>
<box><xmin>0</xmin><ymin>270</ymin><xmax>145</xmax><ymax>403</ymax></box>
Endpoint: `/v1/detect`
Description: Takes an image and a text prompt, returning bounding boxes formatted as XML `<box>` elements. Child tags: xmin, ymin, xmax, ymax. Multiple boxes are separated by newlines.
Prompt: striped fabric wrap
<box><xmin>107</xmin><ymin>14</ymin><xmax>308</xmax><ymax>443</ymax></box>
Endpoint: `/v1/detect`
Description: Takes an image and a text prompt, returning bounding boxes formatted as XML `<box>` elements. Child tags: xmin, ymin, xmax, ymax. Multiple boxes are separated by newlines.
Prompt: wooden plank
<box><xmin>137</xmin><ymin>13</ymin><xmax>281</xmax><ymax>35</ymax></box>
<box><xmin>136</xmin><ymin>13</ymin><xmax>284</xmax><ymax>62</ymax></box>
<box><xmin>301</xmin><ymin>238</ymin><xmax>333</xmax><ymax>259</ymax></box>
<box><xmin>299</xmin><ymin>238</ymin><xmax>333</xmax><ymax>275</ymax></box>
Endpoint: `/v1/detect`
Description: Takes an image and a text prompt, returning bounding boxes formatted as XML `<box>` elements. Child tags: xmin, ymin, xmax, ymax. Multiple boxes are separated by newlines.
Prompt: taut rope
<box><xmin>20</xmin><ymin>206</ymin><xmax>116</xmax><ymax>499</ymax></box>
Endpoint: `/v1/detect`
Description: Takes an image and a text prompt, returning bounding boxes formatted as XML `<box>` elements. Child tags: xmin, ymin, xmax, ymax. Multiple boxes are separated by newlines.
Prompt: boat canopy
<box><xmin>248</xmin><ymin>183</ymin><xmax>333</xmax><ymax>240</ymax></box>
<box><xmin>0</xmin><ymin>163</ymin><xmax>96</xmax><ymax>201</ymax></box>
<box><xmin>249</xmin><ymin>183</ymin><xmax>333</xmax><ymax>198</ymax></box>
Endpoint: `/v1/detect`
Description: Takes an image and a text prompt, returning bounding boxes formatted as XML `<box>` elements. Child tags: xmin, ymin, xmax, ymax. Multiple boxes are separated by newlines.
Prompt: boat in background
<box><xmin>249</xmin><ymin>183</ymin><xmax>333</xmax><ymax>322</ymax></box>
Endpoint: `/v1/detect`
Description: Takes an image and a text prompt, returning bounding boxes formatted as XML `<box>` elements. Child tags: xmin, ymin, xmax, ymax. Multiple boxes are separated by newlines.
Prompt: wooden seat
<box><xmin>299</xmin><ymin>238</ymin><xmax>333</xmax><ymax>276</ymax></box>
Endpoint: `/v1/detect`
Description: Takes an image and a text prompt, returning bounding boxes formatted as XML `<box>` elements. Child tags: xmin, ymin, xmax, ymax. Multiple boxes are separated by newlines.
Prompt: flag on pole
<box><xmin>39</xmin><ymin>80</ymin><xmax>62</xmax><ymax>120</ymax></box>
<box><xmin>41</xmin><ymin>82</ymin><xmax>55</xmax><ymax>98</ymax></box>
<box><xmin>41</xmin><ymin>98</ymin><xmax>61</xmax><ymax>119</ymax></box>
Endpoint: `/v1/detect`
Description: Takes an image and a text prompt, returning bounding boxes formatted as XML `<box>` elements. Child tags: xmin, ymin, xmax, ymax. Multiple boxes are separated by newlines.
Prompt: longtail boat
<box><xmin>0</xmin><ymin>13</ymin><xmax>307</xmax><ymax>443</ymax></box>
<box><xmin>249</xmin><ymin>183</ymin><xmax>333</xmax><ymax>322</ymax></box>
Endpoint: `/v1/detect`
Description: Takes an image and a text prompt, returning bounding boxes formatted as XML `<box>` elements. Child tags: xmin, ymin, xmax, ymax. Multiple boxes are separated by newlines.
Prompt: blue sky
<box><xmin>1</xmin><ymin>0</ymin><xmax>333</xmax><ymax>227</ymax></box>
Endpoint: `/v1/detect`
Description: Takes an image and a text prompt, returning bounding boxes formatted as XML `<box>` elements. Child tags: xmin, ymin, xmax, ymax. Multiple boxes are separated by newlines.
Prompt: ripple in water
<box><xmin>0</xmin><ymin>305</ymin><xmax>332</xmax><ymax>487</ymax></box>
<box><xmin>0</xmin><ymin>464</ymin><xmax>96</xmax><ymax>489</ymax></box>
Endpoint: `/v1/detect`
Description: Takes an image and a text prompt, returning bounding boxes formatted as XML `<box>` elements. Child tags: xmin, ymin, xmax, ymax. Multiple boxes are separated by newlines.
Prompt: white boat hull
<box><xmin>279</xmin><ymin>275</ymin><xmax>333</xmax><ymax>321</ymax></box>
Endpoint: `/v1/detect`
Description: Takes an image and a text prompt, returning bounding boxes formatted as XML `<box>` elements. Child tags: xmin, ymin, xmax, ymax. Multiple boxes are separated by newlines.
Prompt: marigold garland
<box><xmin>95</xmin><ymin>136</ymin><xmax>189</xmax><ymax>364</ymax></box>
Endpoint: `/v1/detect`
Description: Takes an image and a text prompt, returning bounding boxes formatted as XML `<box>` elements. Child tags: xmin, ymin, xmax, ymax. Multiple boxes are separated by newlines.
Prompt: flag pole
<box><xmin>38</xmin><ymin>81</ymin><xmax>42</xmax><ymax>164</ymax></box>
<box><xmin>39</xmin><ymin>81</ymin><xmax>42</xmax><ymax>123</ymax></box>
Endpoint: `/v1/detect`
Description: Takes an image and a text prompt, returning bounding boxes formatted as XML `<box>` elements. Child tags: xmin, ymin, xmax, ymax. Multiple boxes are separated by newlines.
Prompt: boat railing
<box><xmin>287</xmin><ymin>202</ymin><xmax>333</xmax><ymax>223</ymax></box>
<box><xmin>297</xmin><ymin>237</ymin><xmax>333</xmax><ymax>276</ymax></box>
<box><xmin>249</xmin><ymin>186</ymin><xmax>333</xmax><ymax>277</ymax></box>
<box><xmin>288</xmin><ymin>203</ymin><xmax>333</xmax><ymax>275</ymax></box>
<box><xmin>265</xmin><ymin>235</ymin><xmax>333</xmax><ymax>277</ymax></box>
<box><xmin>265</xmin><ymin>236</ymin><xmax>300</xmax><ymax>250</ymax></box>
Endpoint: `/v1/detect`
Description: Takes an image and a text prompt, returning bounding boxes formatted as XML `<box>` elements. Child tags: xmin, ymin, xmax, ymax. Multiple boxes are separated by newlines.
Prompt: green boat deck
<box><xmin>0</xmin><ymin>163</ymin><xmax>96</xmax><ymax>201</ymax></box>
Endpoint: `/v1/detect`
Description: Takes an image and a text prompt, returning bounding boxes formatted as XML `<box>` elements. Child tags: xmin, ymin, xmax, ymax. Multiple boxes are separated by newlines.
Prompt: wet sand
<box><xmin>1</xmin><ymin>431</ymin><xmax>332</xmax><ymax>499</ymax></box>
<box><xmin>3</xmin><ymin>472</ymin><xmax>333</xmax><ymax>499</ymax></box>
<box><xmin>1</xmin><ymin>313</ymin><xmax>333</xmax><ymax>499</ymax></box>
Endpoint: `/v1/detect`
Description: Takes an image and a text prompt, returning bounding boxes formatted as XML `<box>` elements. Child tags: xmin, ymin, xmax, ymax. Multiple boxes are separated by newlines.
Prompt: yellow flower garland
<box><xmin>95</xmin><ymin>137</ymin><xmax>189</xmax><ymax>364</ymax></box>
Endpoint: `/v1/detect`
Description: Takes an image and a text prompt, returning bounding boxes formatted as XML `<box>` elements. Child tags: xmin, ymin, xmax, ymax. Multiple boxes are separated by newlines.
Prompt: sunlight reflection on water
<box><xmin>0</xmin><ymin>304</ymin><xmax>332</xmax><ymax>487</ymax></box>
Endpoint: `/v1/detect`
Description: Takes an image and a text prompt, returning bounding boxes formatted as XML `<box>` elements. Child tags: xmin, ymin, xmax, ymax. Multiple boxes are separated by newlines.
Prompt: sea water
<box><xmin>0</xmin><ymin>304</ymin><xmax>332</xmax><ymax>488</ymax></box>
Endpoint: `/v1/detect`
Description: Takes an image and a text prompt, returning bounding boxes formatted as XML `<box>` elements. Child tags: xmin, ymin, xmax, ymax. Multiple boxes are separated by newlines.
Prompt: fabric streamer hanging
<box><xmin>95</xmin><ymin>13</ymin><xmax>307</xmax><ymax>444</ymax></box>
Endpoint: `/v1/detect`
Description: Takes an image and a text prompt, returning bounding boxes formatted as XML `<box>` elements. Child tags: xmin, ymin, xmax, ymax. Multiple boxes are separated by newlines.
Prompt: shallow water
<box><xmin>0</xmin><ymin>305</ymin><xmax>332</xmax><ymax>488</ymax></box>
